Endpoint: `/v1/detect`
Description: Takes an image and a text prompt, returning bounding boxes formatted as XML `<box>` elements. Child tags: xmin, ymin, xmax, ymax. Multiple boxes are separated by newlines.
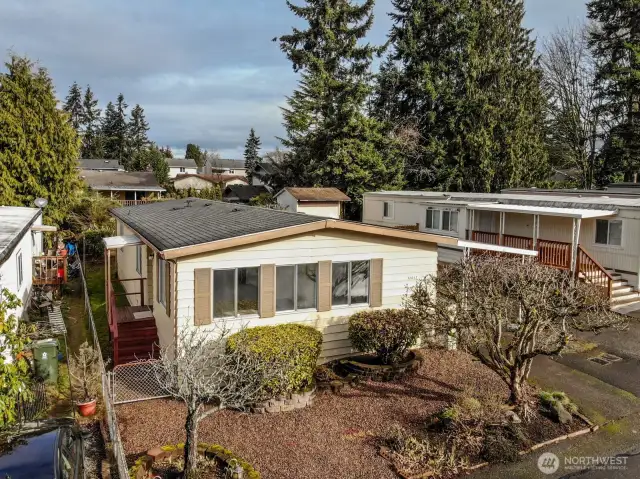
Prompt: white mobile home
<box><xmin>363</xmin><ymin>188</ymin><xmax>640</xmax><ymax>311</ymax></box>
<box><xmin>103</xmin><ymin>199</ymin><xmax>454</xmax><ymax>365</ymax></box>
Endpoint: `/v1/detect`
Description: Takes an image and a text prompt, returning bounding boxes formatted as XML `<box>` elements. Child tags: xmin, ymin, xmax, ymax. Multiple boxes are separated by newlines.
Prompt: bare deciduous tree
<box><xmin>405</xmin><ymin>256</ymin><xmax>625</xmax><ymax>411</ymax></box>
<box><xmin>541</xmin><ymin>22</ymin><xmax>606</xmax><ymax>188</ymax></box>
<box><xmin>152</xmin><ymin>324</ymin><xmax>287</xmax><ymax>478</ymax></box>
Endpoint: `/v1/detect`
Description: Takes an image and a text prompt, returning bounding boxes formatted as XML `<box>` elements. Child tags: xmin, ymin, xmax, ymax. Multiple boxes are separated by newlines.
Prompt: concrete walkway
<box><xmin>472</xmin><ymin>334</ymin><xmax>640</xmax><ymax>479</ymax></box>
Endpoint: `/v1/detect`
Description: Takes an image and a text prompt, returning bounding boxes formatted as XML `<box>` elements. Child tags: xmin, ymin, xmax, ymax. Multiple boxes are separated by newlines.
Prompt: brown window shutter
<box><xmin>194</xmin><ymin>268</ymin><xmax>212</xmax><ymax>325</ymax></box>
<box><xmin>370</xmin><ymin>259</ymin><xmax>383</xmax><ymax>307</ymax></box>
<box><xmin>259</xmin><ymin>264</ymin><xmax>275</xmax><ymax>318</ymax></box>
<box><xmin>317</xmin><ymin>261</ymin><xmax>332</xmax><ymax>312</ymax></box>
<box><xmin>165</xmin><ymin>261</ymin><xmax>172</xmax><ymax>317</ymax></box>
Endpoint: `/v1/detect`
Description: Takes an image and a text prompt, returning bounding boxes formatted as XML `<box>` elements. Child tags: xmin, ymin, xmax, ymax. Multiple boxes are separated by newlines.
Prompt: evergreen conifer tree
<box><xmin>80</xmin><ymin>85</ymin><xmax>104</xmax><ymax>158</ymax></box>
<box><xmin>0</xmin><ymin>55</ymin><xmax>81</xmax><ymax>225</ymax></box>
<box><xmin>185</xmin><ymin>143</ymin><xmax>204</xmax><ymax>167</ymax></box>
<box><xmin>377</xmin><ymin>0</ymin><xmax>548</xmax><ymax>191</ymax></box>
<box><xmin>243</xmin><ymin>128</ymin><xmax>262</xmax><ymax>181</ymax></box>
<box><xmin>128</xmin><ymin>104</ymin><xmax>150</xmax><ymax>163</ymax></box>
<box><xmin>276</xmin><ymin>0</ymin><xmax>404</xmax><ymax>217</ymax></box>
<box><xmin>588</xmin><ymin>0</ymin><xmax>640</xmax><ymax>182</ymax></box>
<box><xmin>102</xmin><ymin>93</ymin><xmax>129</xmax><ymax>164</ymax></box>
<box><xmin>63</xmin><ymin>81</ymin><xmax>83</xmax><ymax>131</ymax></box>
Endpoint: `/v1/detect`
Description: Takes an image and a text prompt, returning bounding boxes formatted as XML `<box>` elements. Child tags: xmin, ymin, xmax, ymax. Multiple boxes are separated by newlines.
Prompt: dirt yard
<box><xmin>117</xmin><ymin>349</ymin><xmax>516</xmax><ymax>479</ymax></box>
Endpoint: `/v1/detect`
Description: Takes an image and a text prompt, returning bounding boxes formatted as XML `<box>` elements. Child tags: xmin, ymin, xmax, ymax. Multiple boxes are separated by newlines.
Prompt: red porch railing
<box><xmin>108</xmin><ymin>278</ymin><xmax>145</xmax><ymax>366</ymax></box>
<box><xmin>469</xmin><ymin>230</ymin><xmax>612</xmax><ymax>297</ymax></box>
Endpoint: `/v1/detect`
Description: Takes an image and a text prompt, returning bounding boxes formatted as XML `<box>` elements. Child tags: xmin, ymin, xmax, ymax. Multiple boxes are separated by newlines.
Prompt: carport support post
<box><xmin>570</xmin><ymin>217</ymin><xmax>581</xmax><ymax>275</ymax></box>
<box><xmin>532</xmin><ymin>214</ymin><xmax>540</xmax><ymax>250</ymax></box>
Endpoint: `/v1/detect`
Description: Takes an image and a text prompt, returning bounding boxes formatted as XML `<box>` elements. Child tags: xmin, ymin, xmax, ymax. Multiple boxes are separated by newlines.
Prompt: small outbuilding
<box><xmin>275</xmin><ymin>187</ymin><xmax>351</xmax><ymax>219</ymax></box>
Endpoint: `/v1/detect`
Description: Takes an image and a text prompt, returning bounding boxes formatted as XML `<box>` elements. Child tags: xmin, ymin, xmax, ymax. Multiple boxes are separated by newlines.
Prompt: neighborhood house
<box><xmin>363</xmin><ymin>188</ymin><xmax>640</xmax><ymax>312</ymax></box>
<box><xmin>167</xmin><ymin>158</ymin><xmax>198</xmax><ymax>179</ymax></box>
<box><xmin>172</xmin><ymin>174</ymin><xmax>248</xmax><ymax>192</ymax></box>
<box><xmin>81</xmin><ymin>170</ymin><xmax>166</xmax><ymax>205</ymax></box>
<box><xmin>103</xmin><ymin>198</ymin><xmax>453</xmax><ymax>365</ymax></box>
<box><xmin>275</xmin><ymin>187</ymin><xmax>351</xmax><ymax>219</ymax></box>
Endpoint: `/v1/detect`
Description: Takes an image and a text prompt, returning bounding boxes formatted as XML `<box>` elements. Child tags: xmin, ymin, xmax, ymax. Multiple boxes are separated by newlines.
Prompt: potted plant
<box><xmin>69</xmin><ymin>342</ymin><xmax>101</xmax><ymax>416</ymax></box>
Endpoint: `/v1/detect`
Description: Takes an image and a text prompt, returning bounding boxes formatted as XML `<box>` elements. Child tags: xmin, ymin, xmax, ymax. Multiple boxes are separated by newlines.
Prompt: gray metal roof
<box><xmin>364</xmin><ymin>191</ymin><xmax>640</xmax><ymax>210</ymax></box>
<box><xmin>78</xmin><ymin>159</ymin><xmax>124</xmax><ymax>170</ymax></box>
<box><xmin>167</xmin><ymin>158</ymin><xmax>198</xmax><ymax>168</ymax></box>
<box><xmin>0</xmin><ymin>206</ymin><xmax>41</xmax><ymax>265</ymax></box>
<box><xmin>80</xmin><ymin>170</ymin><xmax>166</xmax><ymax>192</ymax></box>
<box><xmin>111</xmin><ymin>198</ymin><xmax>326</xmax><ymax>252</ymax></box>
<box><xmin>210</xmin><ymin>158</ymin><xmax>246</xmax><ymax>169</ymax></box>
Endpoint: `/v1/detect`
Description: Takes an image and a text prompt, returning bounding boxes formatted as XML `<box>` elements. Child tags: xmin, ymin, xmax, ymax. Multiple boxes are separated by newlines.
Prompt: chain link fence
<box><xmin>110</xmin><ymin>360</ymin><xmax>169</xmax><ymax>405</ymax></box>
<box><xmin>77</xmin><ymin>255</ymin><xmax>129</xmax><ymax>479</ymax></box>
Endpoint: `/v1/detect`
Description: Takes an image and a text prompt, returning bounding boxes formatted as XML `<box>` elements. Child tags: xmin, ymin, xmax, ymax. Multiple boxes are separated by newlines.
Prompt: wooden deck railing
<box><xmin>470</xmin><ymin>230</ymin><xmax>612</xmax><ymax>297</ymax></box>
<box><xmin>32</xmin><ymin>256</ymin><xmax>68</xmax><ymax>285</ymax></box>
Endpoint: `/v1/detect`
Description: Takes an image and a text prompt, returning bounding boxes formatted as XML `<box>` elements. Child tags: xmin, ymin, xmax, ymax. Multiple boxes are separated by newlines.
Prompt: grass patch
<box><xmin>564</xmin><ymin>340</ymin><xmax>599</xmax><ymax>354</ymax></box>
<box><xmin>601</xmin><ymin>421</ymin><xmax>623</xmax><ymax>435</ymax></box>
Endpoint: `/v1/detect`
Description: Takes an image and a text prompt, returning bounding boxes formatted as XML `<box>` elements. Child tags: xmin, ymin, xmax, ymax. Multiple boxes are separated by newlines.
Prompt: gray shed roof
<box><xmin>111</xmin><ymin>198</ymin><xmax>326</xmax><ymax>252</ymax></box>
<box><xmin>80</xmin><ymin>170</ymin><xmax>166</xmax><ymax>192</ymax></box>
<box><xmin>0</xmin><ymin>206</ymin><xmax>41</xmax><ymax>265</ymax></box>
<box><xmin>167</xmin><ymin>158</ymin><xmax>198</xmax><ymax>168</ymax></box>
<box><xmin>78</xmin><ymin>159</ymin><xmax>124</xmax><ymax>170</ymax></box>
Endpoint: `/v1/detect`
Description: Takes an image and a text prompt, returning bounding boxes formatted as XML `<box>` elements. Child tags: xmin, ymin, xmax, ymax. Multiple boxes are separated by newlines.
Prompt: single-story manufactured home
<box><xmin>103</xmin><ymin>199</ymin><xmax>454</xmax><ymax>365</ymax></box>
<box><xmin>363</xmin><ymin>188</ymin><xmax>640</xmax><ymax>312</ymax></box>
<box><xmin>80</xmin><ymin>170</ymin><xmax>166</xmax><ymax>205</ymax></box>
<box><xmin>275</xmin><ymin>187</ymin><xmax>351</xmax><ymax>219</ymax></box>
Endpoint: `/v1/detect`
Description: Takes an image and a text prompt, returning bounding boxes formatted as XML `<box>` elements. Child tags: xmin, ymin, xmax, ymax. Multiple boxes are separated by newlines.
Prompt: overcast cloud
<box><xmin>0</xmin><ymin>0</ymin><xmax>586</xmax><ymax>158</ymax></box>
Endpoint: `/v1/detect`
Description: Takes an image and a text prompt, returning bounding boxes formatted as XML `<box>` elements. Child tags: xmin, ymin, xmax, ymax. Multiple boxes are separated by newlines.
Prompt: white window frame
<box><xmin>383</xmin><ymin>201</ymin><xmax>394</xmax><ymax>219</ymax></box>
<box><xmin>213</xmin><ymin>267</ymin><xmax>260</xmax><ymax>319</ymax></box>
<box><xmin>425</xmin><ymin>207</ymin><xmax>459</xmax><ymax>233</ymax></box>
<box><xmin>229</xmin><ymin>169</ymin><xmax>235</xmax><ymax>174</ymax></box>
<box><xmin>16</xmin><ymin>250</ymin><xmax>23</xmax><ymax>289</ymax></box>
<box><xmin>332</xmin><ymin>260</ymin><xmax>370</xmax><ymax>307</ymax></box>
<box><xmin>157</xmin><ymin>258</ymin><xmax>166</xmax><ymax>306</ymax></box>
<box><xmin>276</xmin><ymin>264</ymin><xmax>318</xmax><ymax>313</ymax></box>
<box><xmin>135</xmin><ymin>245</ymin><xmax>142</xmax><ymax>275</ymax></box>
<box><xmin>595</xmin><ymin>219</ymin><xmax>623</xmax><ymax>247</ymax></box>
<box><xmin>179</xmin><ymin>167</ymin><xmax>186</xmax><ymax>173</ymax></box>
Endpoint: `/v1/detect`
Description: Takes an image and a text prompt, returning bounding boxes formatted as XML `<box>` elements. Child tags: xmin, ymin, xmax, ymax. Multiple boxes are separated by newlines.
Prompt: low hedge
<box><xmin>226</xmin><ymin>324</ymin><xmax>323</xmax><ymax>397</ymax></box>
<box><xmin>348</xmin><ymin>309</ymin><xmax>424</xmax><ymax>365</ymax></box>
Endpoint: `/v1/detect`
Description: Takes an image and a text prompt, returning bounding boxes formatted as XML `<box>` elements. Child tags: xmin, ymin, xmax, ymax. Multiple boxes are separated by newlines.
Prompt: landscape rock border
<box><xmin>250</xmin><ymin>387</ymin><xmax>316</xmax><ymax>414</ymax></box>
<box><xmin>339</xmin><ymin>350</ymin><xmax>423</xmax><ymax>381</ymax></box>
<box><xmin>129</xmin><ymin>442</ymin><xmax>260</xmax><ymax>479</ymax></box>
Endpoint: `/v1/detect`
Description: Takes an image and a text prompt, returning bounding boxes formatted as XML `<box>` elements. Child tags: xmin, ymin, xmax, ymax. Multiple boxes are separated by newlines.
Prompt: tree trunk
<box><xmin>184</xmin><ymin>406</ymin><xmax>199</xmax><ymax>478</ymax></box>
<box><xmin>507</xmin><ymin>368</ymin><xmax>526</xmax><ymax>406</ymax></box>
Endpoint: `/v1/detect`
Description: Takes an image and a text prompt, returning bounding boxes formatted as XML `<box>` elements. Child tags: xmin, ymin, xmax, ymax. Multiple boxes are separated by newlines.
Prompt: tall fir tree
<box><xmin>276</xmin><ymin>0</ymin><xmax>404</xmax><ymax>218</ymax></box>
<box><xmin>63</xmin><ymin>81</ymin><xmax>83</xmax><ymax>131</ymax></box>
<box><xmin>102</xmin><ymin>93</ymin><xmax>129</xmax><ymax>165</ymax></box>
<box><xmin>243</xmin><ymin>128</ymin><xmax>262</xmax><ymax>181</ymax></box>
<box><xmin>0</xmin><ymin>55</ymin><xmax>81</xmax><ymax>225</ymax></box>
<box><xmin>80</xmin><ymin>85</ymin><xmax>104</xmax><ymax>158</ymax></box>
<box><xmin>159</xmin><ymin>146</ymin><xmax>173</xmax><ymax>158</ymax></box>
<box><xmin>128</xmin><ymin>104</ymin><xmax>150</xmax><ymax>163</ymax></box>
<box><xmin>376</xmin><ymin>0</ymin><xmax>548</xmax><ymax>191</ymax></box>
<box><xmin>587</xmin><ymin>0</ymin><xmax>640</xmax><ymax>182</ymax></box>
<box><xmin>185</xmin><ymin>143</ymin><xmax>204</xmax><ymax>167</ymax></box>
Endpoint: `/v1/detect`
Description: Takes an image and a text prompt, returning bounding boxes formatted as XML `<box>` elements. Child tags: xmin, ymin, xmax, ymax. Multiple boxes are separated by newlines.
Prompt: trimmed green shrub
<box><xmin>80</xmin><ymin>229</ymin><xmax>114</xmax><ymax>259</ymax></box>
<box><xmin>348</xmin><ymin>309</ymin><xmax>423</xmax><ymax>365</ymax></box>
<box><xmin>226</xmin><ymin>324</ymin><xmax>323</xmax><ymax>397</ymax></box>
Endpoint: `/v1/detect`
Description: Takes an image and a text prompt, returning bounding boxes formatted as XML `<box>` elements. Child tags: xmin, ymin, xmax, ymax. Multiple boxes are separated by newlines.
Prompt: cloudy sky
<box><xmin>0</xmin><ymin>0</ymin><xmax>587</xmax><ymax>158</ymax></box>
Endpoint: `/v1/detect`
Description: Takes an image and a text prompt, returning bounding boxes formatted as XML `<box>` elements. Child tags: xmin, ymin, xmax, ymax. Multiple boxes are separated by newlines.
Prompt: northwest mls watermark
<box><xmin>538</xmin><ymin>452</ymin><xmax>628</xmax><ymax>475</ymax></box>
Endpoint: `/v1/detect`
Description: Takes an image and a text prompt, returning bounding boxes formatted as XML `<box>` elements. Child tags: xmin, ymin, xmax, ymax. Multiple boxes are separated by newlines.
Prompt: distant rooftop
<box><xmin>173</xmin><ymin>173</ymin><xmax>248</xmax><ymax>185</ymax></box>
<box><xmin>278</xmin><ymin>187</ymin><xmax>351</xmax><ymax>202</ymax></box>
<box><xmin>80</xmin><ymin>170</ymin><xmax>165</xmax><ymax>192</ymax></box>
<box><xmin>78</xmin><ymin>159</ymin><xmax>124</xmax><ymax>170</ymax></box>
<box><xmin>0</xmin><ymin>206</ymin><xmax>41</xmax><ymax>265</ymax></box>
<box><xmin>223</xmin><ymin>184</ymin><xmax>270</xmax><ymax>202</ymax></box>
<box><xmin>210</xmin><ymin>159</ymin><xmax>246</xmax><ymax>169</ymax></box>
<box><xmin>167</xmin><ymin>158</ymin><xmax>197</xmax><ymax>168</ymax></box>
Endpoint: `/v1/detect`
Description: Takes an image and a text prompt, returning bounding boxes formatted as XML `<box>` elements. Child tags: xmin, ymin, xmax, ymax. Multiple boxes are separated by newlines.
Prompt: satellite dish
<box><xmin>34</xmin><ymin>198</ymin><xmax>48</xmax><ymax>208</ymax></box>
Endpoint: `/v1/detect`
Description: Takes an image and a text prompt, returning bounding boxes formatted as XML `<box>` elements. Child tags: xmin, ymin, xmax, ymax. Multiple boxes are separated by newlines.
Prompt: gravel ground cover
<box><xmin>118</xmin><ymin>350</ymin><xmax>512</xmax><ymax>479</ymax></box>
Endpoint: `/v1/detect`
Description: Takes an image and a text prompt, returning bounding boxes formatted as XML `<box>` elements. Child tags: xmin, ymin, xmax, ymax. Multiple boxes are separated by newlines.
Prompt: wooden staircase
<box><xmin>115</xmin><ymin>318</ymin><xmax>159</xmax><ymax>365</ymax></box>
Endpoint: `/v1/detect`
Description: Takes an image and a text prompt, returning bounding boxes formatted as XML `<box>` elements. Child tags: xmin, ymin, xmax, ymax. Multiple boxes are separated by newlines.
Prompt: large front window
<box><xmin>214</xmin><ymin>267</ymin><xmax>259</xmax><ymax>318</ymax></box>
<box><xmin>276</xmin><ymin>263</ymin><xmax>318</xmax><ymax>312</ymax></box>
<box><xmin>595</xmin><ymin>219</ymin><xmax>622</xmax><ymax>246</ymax></box>
<box><xmin>426</xmin><ymin>207</ymin><xmax>458</xmax><ymax>232</ymax></box>
<box><xmin>332</xmin><ymin>261</ymin><xmax>370</xmax><ymax>306</ymax></box>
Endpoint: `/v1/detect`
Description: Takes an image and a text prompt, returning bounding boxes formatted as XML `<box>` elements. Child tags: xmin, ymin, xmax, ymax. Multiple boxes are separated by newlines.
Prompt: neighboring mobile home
<box><xmin>80</xmin><ymin>170</ymin><xmax>166</xmax><ymax>205</ymax></box>
<box><xmin>103</xmin><ymin>199</ymin><xmax>453</xmax><ymax>365</ymax></box>
<box><xmin>275</xmin><ymin>187</ymin><xmax>350</xmax><ymax>219</ymax></box>
<box><xmin>363</xmin><ymin>188</ymin><xmax>640</xmax><ymax>311</ymax></box>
